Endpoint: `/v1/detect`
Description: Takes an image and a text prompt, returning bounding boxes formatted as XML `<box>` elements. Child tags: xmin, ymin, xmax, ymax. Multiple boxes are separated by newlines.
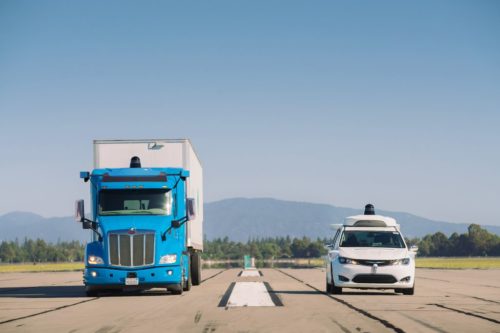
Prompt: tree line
<box><xmin>202</xmin><ymin>236</ymin><xmax>328</xmax><ymax>260</ymax></box>
<box><xmin>0</xmin><ymin>239</ymin><xmax>84</xmax><ymax>263</ymax></box>
<box><xmin>406</xmin><ymin>224</ymin><xmax>500</xmax><ymax>257</ymax></box>
<box><xmin>0</xmin><ymin>224</ymin><xmax>499</xmax><ymax>263</ymax></box>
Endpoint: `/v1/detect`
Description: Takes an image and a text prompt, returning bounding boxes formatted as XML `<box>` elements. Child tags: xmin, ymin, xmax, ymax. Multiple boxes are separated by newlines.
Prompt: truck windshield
<box><xmin>340</xmin><ymin>231</ymin><xmax>405</xmax><ymax>248</ymax></box>
<box><xmin>99</xmin><ymin>189</ymin><xmax>172</xmax><ymax>216</ymax></box>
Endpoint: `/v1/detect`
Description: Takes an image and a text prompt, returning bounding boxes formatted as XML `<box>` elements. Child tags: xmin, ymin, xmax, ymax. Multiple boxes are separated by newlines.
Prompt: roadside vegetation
<box><xmin>0</xmin><ymin>224</ymin><xmax>499</xmax><ymax>271</ymax></box>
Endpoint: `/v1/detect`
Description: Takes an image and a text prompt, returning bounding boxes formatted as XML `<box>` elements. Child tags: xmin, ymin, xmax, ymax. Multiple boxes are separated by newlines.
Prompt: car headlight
<box><xmin>338</xmin><ymin>257</ymin><xmax>358</xmax><ymax>265</ymax></box>
<box><xmin>393</xmin><ymin>257</ymin><xmax>411</xmax><ymax>265</ymax></box>
<box><xmin>159</xmin><ymin>254</ymin><xmax>177</xmax><ymax>264</ymax></box>
<box><xmin>88</xmin><ymin>255</ymin><xmax>104</xmax><ymax>265</ymax></box>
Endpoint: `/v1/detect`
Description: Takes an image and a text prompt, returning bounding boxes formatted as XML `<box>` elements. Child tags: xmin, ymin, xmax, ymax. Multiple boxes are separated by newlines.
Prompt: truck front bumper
<box><xmin>84</xmin><ymin>265</ymin><xmax>182</xmax><ymax>288</ymax></box>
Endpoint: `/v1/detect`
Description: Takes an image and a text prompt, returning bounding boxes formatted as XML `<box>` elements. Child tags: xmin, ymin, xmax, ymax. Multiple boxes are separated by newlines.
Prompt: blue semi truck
<box><xmin>75</xmin><ymin>139</ymin><xmax>203</xmax><ymax>296</ymax></box>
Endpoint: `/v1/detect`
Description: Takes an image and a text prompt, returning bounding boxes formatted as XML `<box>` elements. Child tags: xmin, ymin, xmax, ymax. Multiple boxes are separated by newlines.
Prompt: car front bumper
<box><xmin>332</xmin><ymin>261</ymin><xmax>415</xmax><ymax>289</ymax></box>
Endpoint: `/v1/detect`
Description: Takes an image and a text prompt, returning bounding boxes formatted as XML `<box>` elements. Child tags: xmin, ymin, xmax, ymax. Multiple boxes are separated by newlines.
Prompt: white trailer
<box><xmin>93</xmin><ymin>139</ymin><xmax>204</xmax><ymax>251</ymax></box>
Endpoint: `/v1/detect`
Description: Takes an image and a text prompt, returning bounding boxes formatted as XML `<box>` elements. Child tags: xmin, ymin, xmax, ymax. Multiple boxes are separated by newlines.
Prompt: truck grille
<box><xmin>108</xmin><ymin>232</ymin><xmax>155</xmax><ymax>267</ymax></box>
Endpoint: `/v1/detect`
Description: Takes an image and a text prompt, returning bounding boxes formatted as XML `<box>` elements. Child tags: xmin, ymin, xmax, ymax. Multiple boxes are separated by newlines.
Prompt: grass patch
<box><xmin>0</xmin><ymin>262</ymin><xmax>84</xmax><ymax>273</ymax></box>
<box><xmin>416</xmin><ymin>257</ymin><xmax>500</xmax><ymax>269</ymax></box>
<box><xmin>2</xmin><ymin>257</ymin><xmax>499</xmax><ymax>272</ymax></box>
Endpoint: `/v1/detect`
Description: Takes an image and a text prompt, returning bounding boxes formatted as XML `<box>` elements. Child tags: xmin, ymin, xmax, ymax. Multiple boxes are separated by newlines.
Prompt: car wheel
<box><xmin>402</xmin><ymin>285</ymin><xmax>414</xmax><ymax>295</ymax></box>
<box><xmin>330</xmin><ymin>268</ymin><xmax>342</xmax><ymax>294</ymax></box>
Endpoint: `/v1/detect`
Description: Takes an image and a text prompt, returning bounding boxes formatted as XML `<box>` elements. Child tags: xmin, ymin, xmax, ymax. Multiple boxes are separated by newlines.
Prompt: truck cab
<box><xmin>75</xmin><ymin>139</ymin><xmax>203</xmax><ymax>296</ymax></box>
<box><xmin>325</xmin><ymin>204</ymin><xmax>416</xmax><ymax>295</ymax></box>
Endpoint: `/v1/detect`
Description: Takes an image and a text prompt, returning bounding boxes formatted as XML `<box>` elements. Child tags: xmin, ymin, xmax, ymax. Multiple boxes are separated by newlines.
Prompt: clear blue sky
<box><xmin>1</xmin><ymin>0</ymin><xmax>499</xmax><ymax>225</ymax></box>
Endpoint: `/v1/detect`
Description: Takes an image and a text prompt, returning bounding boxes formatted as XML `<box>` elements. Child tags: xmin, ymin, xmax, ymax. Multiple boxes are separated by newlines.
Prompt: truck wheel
<box><xmin>169</xmin><ymin>284</ymin><xmax>183</xmax><ymax>295</ymax></box>
<box><xmin>183</xmin><ymin>268</ymin><xmax>192</xmax><ymax>291</ymax></box>
<box><xmin>85</xmin><ymin>286</ymin><xmax>99</xmax><ymax>297</ymax></box>
<box><xmin>191</xmin><ymin>252</ymin><xmax>201</xmax><ymax>286</ymax></box>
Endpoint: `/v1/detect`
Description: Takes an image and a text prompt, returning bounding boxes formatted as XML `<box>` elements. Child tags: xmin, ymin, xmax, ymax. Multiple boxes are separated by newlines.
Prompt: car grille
<box><xmin>357</xmin><ymin>260</ymin><xmax>393</xmax><ymax>266</ymax></box>
<box><xmin>352</xmin><ymin>274</ymin><xmax>397</xmax><ymax>284</ymax></box>
<box><xmin>108</xmin><ymin>232</ymin><xmax>155</xmax><ymax>267</ymax></box>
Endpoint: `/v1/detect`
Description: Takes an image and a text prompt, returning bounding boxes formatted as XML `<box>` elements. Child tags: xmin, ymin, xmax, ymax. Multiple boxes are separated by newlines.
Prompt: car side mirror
<box><xmin>186</xmin><ymin>198</ymin><xmax>196</xmax><ymax>221</ymax></box>
<box><xmin>410</xmin><ymin>245</ymin><xmax>418</xmax><ymax>253</ymax></box>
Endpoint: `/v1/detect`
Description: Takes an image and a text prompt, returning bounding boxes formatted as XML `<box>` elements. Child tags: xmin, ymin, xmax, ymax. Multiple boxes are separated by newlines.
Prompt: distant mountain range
<box><xmin>1</xmin><ymin>198</ymin><xmax>499</xmax><ymax>243</ymax></box>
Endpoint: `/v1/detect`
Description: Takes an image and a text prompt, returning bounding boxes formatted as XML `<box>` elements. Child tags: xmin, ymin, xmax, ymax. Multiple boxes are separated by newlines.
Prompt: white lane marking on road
<box><xmin>227</xmin><ymin>282</ymin><xmax>275</xmax><ymax>307</ymax></box>
<box><xmin>240</xmin><ymin>270</ymin><xmax>260</xmax><ymax>277</ymax></box>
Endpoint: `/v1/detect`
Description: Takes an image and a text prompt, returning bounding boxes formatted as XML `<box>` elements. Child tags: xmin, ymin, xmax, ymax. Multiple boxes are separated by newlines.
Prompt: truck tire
<box><xmin>183</xmin><ymin>264</ymin><xmax>192</xmax><ymax>291</ymax></box>
<box><xmin>169</xmin><ymin>284</ymin><xmax>183</xmax><ymax>295</ymax></box>
<box><xmin>191</xmin><ymin>252</ymin><xmax>201</xmax><ymax>286</ymax></box>
<box><xmin>85</xmin><ymin>286</ymin><xmax>99</xmax><ymax>297</ymax></box>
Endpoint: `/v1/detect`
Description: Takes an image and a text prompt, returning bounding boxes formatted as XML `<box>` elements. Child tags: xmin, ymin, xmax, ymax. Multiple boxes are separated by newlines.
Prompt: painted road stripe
<box><xmin>240</xmin><ymin>270</ymin><xmax>261</xmax><ymax>277</ymax></box>
<box><xmin>219</xmin><ymin>282</ymin><xmax>283</xmax><ymax>307</ymax></box>
<box><xmin>264</xmin><ymin>282</ymin><xmax>283</xmax><ymax>306</ymax></box>
<box><xmin>218</xmin><ymin>282</ymin><xmax>236</xmax><ymax>307</ymax></box>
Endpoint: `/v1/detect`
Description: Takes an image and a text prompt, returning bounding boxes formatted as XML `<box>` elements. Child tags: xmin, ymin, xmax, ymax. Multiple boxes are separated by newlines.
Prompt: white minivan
<box><xmin>325</xmin><ymin>204</ymin><xmax>416</xmax><ymax>295</ymax></box>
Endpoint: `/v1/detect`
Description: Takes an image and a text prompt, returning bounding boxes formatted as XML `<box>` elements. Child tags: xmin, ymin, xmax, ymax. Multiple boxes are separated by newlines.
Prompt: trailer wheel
<box><xmin>191</xmin><ymin>252</ymin><xmax>202</xmax><ymax>286</ymax></box>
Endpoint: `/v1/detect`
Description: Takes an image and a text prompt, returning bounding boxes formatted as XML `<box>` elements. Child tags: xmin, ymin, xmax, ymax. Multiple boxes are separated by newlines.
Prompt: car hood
<box><xmin>339</xmin><ymin>247</ymin><xmax>408</xmax><ymax>260</ymax></box>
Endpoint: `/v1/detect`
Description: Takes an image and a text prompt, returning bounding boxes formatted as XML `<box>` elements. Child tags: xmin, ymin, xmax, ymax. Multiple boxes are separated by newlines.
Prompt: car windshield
<box><xmin>339</xmin><ymin>230</ymin><xmax>405</xmax><ymax>248</ymax></box>
<box><xmin>99</xmin><ymin>189</ymin><xmax>172</xmax><ymax>216</ymax></box>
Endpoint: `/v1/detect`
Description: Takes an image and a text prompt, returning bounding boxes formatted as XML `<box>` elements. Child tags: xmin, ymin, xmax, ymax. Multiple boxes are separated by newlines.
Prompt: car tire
<box><xmin>326</xmin><ymin>281</ymin><xmax>332</xmax><ymax>293</ymax></box>
<box><xmin>402</xmin><ymin>285</ymin><xmax>415</xmax><ymax>295</ymax></box>
<box><xmin>330</xmin><ymin>267</ymin><xmax>342</xmax><ymax>294</ymax></box>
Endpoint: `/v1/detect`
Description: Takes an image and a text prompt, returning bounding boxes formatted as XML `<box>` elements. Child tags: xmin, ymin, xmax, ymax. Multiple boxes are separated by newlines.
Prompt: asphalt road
<box><xmin>0</xmin><ymin>268</ymin><xmax>499</xmax><ymax>332</ymax></box>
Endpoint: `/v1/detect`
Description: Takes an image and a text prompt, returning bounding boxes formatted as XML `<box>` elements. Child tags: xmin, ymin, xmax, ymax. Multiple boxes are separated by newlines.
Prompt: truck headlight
<box><xmin>88</xmin><ymin>255</ymin><xmax>104</xmax><ymax>265</ymax></box>
<box><xmin>393</xmin><ymin>257</ymin><xmax>411</xmax><ymax>265</ymax></box>
<box><xmin>159</xmin><ymin>254</ymin><xmax>177</xmax><ymax>264</ymax></box>
<box><xmin>338</xmin><ymin>257</ymin><xmax>358</xmax><ymax>265</ymax></box>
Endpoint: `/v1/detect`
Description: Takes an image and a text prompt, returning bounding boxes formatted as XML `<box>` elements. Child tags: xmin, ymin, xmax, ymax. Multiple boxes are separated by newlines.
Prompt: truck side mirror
<box><xmin>75</xmin><ymin>200</ymin><xmax>85</xmax><ymax>223</ymax></box>
<box><xmin>186</xmin><ymin>198</ymin><xmax>196</xmax><ymax>221</ymax></box>
<box><xmin>75</xmin><ymin>200</ymin><xmax>92</xmax><ymax>229</ymax></box>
